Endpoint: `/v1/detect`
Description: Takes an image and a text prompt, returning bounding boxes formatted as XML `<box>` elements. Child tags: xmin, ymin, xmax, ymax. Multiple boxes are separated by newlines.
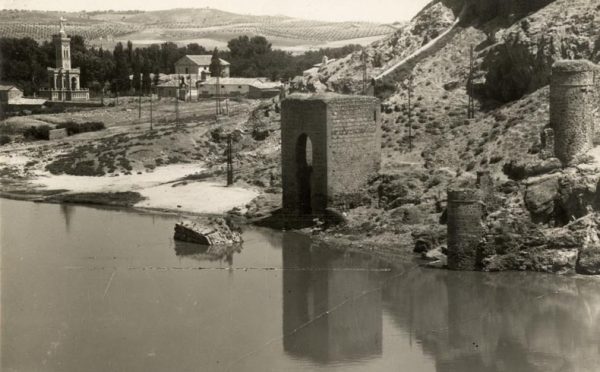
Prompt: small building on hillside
<box><xmin>156</xmin><ymin>79</ymin><xmax>188</xmax><ymax>100</ymax></box>
<box><xmin>0</xmin><ymin>85</ymin><xmax>23</xmax><ymax>103</ymax></box>
<box><xmin>156</xmin><ymin>74</ymin><xmax>202</xmax><ymax>100</ymax></box>
<box><xmin>174</xmin><ymin>55</ymin><xmax>230</xmax><ymax>79</ymax></box>
<box><xmin>0</xmin><ymin>84</ymin><xmax>47</xmax><ymax>117</ymax></box>
<box><xmin>303</xmin><ymin>56</ymin><xmax>336</xmax><ymax>77</ymax></box>
<box><xmin>197</xmin><ymin>77</ymin><xmax>282</xmax><ymax>99</ymax></box>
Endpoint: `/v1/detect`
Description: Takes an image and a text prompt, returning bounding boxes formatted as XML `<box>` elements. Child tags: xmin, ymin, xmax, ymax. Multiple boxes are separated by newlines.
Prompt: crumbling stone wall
<box><xmin>550</xmin><ymin>60</ymin><xmax>599</xmax><ymax>165</ymax></box>
<box><xmin>281</xmin><ymin>93</ymin><xmax>381</xmax><ymax>215</ymax></box>
<box><xmin>447</xmin><ymin>188</ymin><xmax>484</xmax><ymax>270</ymax></box>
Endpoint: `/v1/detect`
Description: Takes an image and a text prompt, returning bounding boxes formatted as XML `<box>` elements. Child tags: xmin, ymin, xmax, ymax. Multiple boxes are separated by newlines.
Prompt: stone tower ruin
<box><xmin>446</xmin><ymin>188</ymin><xmax>484</xmax><ymax>270</ymax></box>
<box><xmin>281</xmin><ymin>93</ymin><xmax>381</xmax><ymax>215</ymax></box>
<box><xmin>550</xmin><ymin>60</ymin><xmax>599</xmax><ymax>165</ymax></box>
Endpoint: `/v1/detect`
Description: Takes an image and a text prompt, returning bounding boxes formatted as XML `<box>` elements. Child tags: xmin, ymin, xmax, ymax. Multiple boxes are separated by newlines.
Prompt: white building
<box><xmin>174</xmin><ymin>55</ymin><xmax>230</xmax><ymax>79</ymax></box>
<box><xmin>197</xmin><ymin>77</ymin><xmax>282</xmax><ymax>99</ymax></box>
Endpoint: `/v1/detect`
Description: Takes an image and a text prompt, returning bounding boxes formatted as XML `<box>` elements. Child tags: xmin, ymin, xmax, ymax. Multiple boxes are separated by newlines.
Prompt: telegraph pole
<box><xmin>407</xmin><ymin>74</ymin><xmax>413</xmax><ymax>152</ymax></box>
<box><xmin>175</xmin><ymin>93</ymin><xmax>179</xmax><ymax>128</ymax></box>
<box><xmin>138</xmin><ymin>74</ymin><xmax>142</xmax><ymax>120</ymax></box>
<box><xmin>467</xmin><ymin>45</ymin><xmax>475</xmax><ymax>119</ymax></box>
<box><xmin>362</xmin><ymin>50</ymin><xmax>368</xmax><ymax>95</ymax></box>
<box><xmin>226</xmin><ymin>134</ymin><xmax>233</xmax><ymax>186</ymax></box>
<box><xmin>176</xmin><ymin>74</ymin><xmax>180</xmax><ymax>128</ymax></box>
<box><xmin>215</xmin><ymin>74</ymin><xmax>221</xmax><ymax>120</ymax></box>
<box><xmin>150</xmin><ymin>84</ymin><xmax>153</xmax><ymax>131</ymax></box>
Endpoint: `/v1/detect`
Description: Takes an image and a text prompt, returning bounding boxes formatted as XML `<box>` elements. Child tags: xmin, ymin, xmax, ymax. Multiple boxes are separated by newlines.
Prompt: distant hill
<box><xmin>0</xmin><ymin>8</ymin><xmax>397</xmax><ymax>52</ymax></box>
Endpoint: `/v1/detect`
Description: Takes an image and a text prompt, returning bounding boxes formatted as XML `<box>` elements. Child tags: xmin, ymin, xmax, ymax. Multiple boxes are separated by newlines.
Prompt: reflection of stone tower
<box><xmin>41</xmin><ymin>18</ymin><xmax>89</xmax><ymax>102</ymax></box>
<box><xmin>550</xmin><ymin>60</ymin><xmax>599</xmax><ymax>165</ymax></box>
<box><xmin>282</xmin><ymin>232</ymin><xmax>383</xmax><ymax>363</ymax></box>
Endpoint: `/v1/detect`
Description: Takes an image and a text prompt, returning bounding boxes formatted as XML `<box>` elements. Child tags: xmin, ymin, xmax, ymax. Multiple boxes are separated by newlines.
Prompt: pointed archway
<box><xmin>296</xmin><ymin>133</ymin><xmax>313</xmax><ymax>214</ymax></box>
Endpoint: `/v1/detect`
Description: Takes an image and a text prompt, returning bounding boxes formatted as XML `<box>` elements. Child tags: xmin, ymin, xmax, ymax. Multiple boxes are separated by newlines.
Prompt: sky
<box><xmin>0</xmin><ymin>0</ymin><xmax>431</xmax><ymax>23</ymax></box>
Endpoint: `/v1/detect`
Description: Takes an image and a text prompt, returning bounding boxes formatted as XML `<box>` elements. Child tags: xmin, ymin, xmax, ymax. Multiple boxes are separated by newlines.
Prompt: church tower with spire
<box><xmin>41</xmin><ymin>17</ymin><xmax>89</xmax><ymax>101</ymax></box>
<box><xmin>54</xmin><ymin>17</ymin><xmax>71</xmax><ymax>70</ymax></box>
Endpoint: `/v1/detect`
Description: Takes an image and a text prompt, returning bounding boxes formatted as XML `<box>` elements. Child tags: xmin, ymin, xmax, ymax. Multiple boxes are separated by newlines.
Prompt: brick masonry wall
<box><xmin>447</xmin><ymin>189</ymin><xmax>484</xmax><ymax>270</ymax></box>
<box><xmin>281</xmin><ymin>94</ymin><xmax>381</xmax><ymax>214</ymax></box>
<box><xmin>550</xmin><ymin>60</ymin><xmax>598</xmax><ymax>165</ymax></box>
<box><xmin>327</xmin><ymin>97</ymin><xmax>381</xmax><ymax>204</ymax></box>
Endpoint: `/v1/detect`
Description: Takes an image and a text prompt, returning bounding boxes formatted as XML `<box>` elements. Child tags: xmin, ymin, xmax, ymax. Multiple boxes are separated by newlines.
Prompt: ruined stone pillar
<box><xmin>550</xmin><ymin>60</ymin><xmax>599</xmax><ymax>165</ymax></box>
<box><xmin>447</xmin><ymin>188</ymin><xmax>483</xmax><ymax>270</ymax></box>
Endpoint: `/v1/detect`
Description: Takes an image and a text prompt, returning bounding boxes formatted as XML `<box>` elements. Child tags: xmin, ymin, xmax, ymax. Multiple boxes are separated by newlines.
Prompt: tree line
<box><xmin>0</xmin><ymin>35</ymin><xmax>362</xmax><ymax>96</ymax></box>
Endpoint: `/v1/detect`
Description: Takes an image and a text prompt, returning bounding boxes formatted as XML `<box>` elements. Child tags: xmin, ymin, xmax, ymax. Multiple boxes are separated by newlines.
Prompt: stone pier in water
<box><xmin>446</xmin><ymin>188</ymin><xmax>484</xmax><ymax>270</ymax></box>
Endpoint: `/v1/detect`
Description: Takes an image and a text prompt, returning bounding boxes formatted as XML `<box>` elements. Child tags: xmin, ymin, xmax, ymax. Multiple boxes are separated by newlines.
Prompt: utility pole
<box><xmin>175</xmin><ymin>93</ymin><xmax>179</xmax><ymax>128</ymax></box>
<box><xmin>215</xmin><ymin>74</ymin><xmax>221</xmax><ymax>120</ymax></box>
<box><xmin>215</xmin><ymin>56</ymin><xmax>222</xmax><ymax>120</ymax></box>
<box><xmin>362</xmin><ymin>50</ymin><xmax>368</xmax><ymax>95</ymax></box>
<box><xmin>176</xmin><ymin>74</ymin><xmax>180</xmax><ymax>129</ymax></box>
<box><xmin>138</xmin><ymin>74</ymin><xmax>142</xmax><ymax>120</ymax></box>
<box><xmin>468</xmin><ymin>44</ymin><xmax>475</xmax><ymax>119</ymax></box>
<box><xmin>407</xmin><ymin>74</ymin><xmax>413</xmax><ymax>152</ymax></box>
<box><xmin>150</xmin><ymin>84</ymin><xmax>153</xmax><ymax>131</ymax></box>
<box><xmin>226</xmin><ymin>134</ymin><xmax>233</xmax><ymax>186</ymax></box>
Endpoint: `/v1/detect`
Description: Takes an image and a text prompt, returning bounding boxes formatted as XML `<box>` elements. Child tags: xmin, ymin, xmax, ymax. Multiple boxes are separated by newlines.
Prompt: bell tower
<box><xmin>42</xmin><ymin>17</ymin><xmax>88</xmax><ymax>101</ymax></box>
<box><xmin>53</xmin><ymin>17</ymin><xmax>71</xmax><ymax>70</ymax></box>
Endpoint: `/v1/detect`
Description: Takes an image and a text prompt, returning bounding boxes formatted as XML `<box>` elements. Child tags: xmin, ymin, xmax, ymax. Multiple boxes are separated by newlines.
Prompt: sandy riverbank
<box><xmin>28</xmin><ymin>163</ymin><xmax>259</xmax><ymax>215</ymax></box>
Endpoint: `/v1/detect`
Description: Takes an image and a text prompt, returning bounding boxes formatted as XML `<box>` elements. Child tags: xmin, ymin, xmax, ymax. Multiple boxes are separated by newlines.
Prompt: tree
<box><xmin>209</xmin><ymin>48</ymin><xmax>221</xmax><ymax>78</ymax></box>
<box><xmin>142</xmin><ymin>61</ymin><xmax>152</xmax><ymax>94</ymax></box>
<box><xmin>132</xmin><ymin>62</ymin><xmax>141</xmax><ymax>94</ymax></box>
<box><xmin>186</xmin><ymin>43</ymin><xmax>206</xmax><ymax>55</ymax></box>
<box><xmin>112</xmin><ymin>42</ymin><xmax>130</xmax><ymax>93</ymax></box>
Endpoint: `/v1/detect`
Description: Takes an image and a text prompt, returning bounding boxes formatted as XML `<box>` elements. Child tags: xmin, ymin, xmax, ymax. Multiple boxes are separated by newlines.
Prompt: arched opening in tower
<box><xmin>71</xmin><ymin>77</ymin><xmax>77</xmax><ymax>90</ymax></box>
<box><xmin>296</xmin><ymin>133</ymin><xmax>313</xmax><ymax>215</ymax></box>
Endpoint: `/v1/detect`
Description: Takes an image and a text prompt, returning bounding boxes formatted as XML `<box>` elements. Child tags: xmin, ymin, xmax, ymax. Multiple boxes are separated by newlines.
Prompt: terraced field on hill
<box><xmin>0</xmin><ymin>8</ymin><xmax>397</xmax><ymax>51</ymax></box>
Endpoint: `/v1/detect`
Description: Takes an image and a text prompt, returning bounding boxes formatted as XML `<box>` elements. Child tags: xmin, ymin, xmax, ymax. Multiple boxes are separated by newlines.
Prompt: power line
<box><xmin>408</xmin><ymin>74</ymin><xmax>413</xmax><ymax>152</ymax></box>
<box><xmin>226</xmin><ymin>134</ymin><xmax>233</xmax><ymax>186</ymax></box>
<box><xmin>468</xmin><ymin>44</ymin><xmax>475</xmax><ymax>119</ymax></box>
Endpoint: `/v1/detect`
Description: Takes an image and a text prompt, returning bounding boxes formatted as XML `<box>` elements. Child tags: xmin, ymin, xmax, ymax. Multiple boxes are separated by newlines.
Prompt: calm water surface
<box><xmin>1</xmin><ymin>198</ymin><xmax>600</xmax><ymax>371</ymax></box>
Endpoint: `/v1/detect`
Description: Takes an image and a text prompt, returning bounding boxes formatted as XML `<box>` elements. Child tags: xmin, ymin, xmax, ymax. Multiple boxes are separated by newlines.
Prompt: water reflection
<box><xmin>60</xmin><ymin>204</ymin><xmax>75</xmax><ymax>232</ymax></box>
<box><xmin>382</xmin><ymin>270</ymin><xmax>600</xmax><ymax>372</ymax></box>
<box><xmin>3</xmin><ymin>198</ymin><xmax>600</xmax><ymax>372</ymax></box>
<box><xmin>173</xmin><ymin>240</ymin><xmax>242</xmax><ymax>266</ymax></box>
<box><xmin>282</xmin><ymin>232</ymin><xmax>384</xmax><ymax>363</ymax></box>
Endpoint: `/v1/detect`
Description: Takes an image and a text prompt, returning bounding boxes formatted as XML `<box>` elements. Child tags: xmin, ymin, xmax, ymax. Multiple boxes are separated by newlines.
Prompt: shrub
<box><xmin>0</xmin><ymin>135</ymin><xmax>10</xmax><ymax>145</ymax></box>
<box><xmin>490</xmin><ymin>154</ymin><xmax>504</xmax><ymax>164</ymax></box>
<box><xmin>56</xmin><ymin>121</ymin><xmax>105</xmax><ymax>135</ymax></box>
<box><xmin>23</xmin><ymin>125</ymin><xmax>50</xmax><ymax>140</ymax></box>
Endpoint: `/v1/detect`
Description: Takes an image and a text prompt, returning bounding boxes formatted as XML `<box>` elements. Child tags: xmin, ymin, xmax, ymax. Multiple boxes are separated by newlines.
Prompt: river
<box><xmin>1</xmin><ymin>198</ymin><xmax>599</xmax><ymax>371</ymax></box>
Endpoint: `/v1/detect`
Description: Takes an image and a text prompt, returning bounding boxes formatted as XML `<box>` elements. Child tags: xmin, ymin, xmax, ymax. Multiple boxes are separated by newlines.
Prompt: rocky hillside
<box><xmin>297</xmin><ymin>0</ymin><xmax>600</xmax><ymax>274</ymax></box>
<box><xmin>306</xmin><ymin>0</ymin><xmax>600</xmax><ymax>172</ymax></box>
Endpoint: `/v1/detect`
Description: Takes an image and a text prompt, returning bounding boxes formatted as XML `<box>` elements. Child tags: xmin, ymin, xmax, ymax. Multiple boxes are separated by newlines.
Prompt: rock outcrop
<box><xmin>481</xmin><ymin>1</ymin><xmax>600</xmax><ymax>102</ymax></box>
<box><xmin>174</xmin><ymin>217</ymin><xmax>243</xmax><ymax>245</ymax></box>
